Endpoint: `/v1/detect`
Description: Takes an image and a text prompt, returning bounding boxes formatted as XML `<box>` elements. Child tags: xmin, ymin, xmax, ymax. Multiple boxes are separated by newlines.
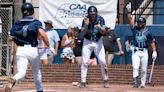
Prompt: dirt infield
<box><xmin>0</xmin><ymin>82</ymin><xmax>163</xmax><ymax>92</ymax></box>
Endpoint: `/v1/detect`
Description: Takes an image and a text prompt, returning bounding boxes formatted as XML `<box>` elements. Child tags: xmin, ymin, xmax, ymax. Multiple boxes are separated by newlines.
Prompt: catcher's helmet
<box><xmin>21</xmin><ymin>2</ymin><xmax>34</xmax><ymax>16</ymax></box>
<box><xmin>87</xmin><ymin>6</ymin><xmax>98</xmax><ymax>15</ymax></box>
<box><xmin>137</xmin><ymin>17</ymin><xmax>146</xmax><ymax>27</ymax></box>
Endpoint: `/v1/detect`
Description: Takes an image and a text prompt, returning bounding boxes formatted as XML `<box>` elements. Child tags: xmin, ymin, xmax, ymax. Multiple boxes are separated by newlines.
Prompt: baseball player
<box><xmin>6</xmin><ymin>2</ymin><xmax>49</xmax><ymax>92</ymax></box>
<box><xmin>126</xmin><ymin>3</ymin><xmax>157</xmax><ymax>88</ymax></box>
<box><xmin>80</xmin><ymin>5</ymin><xmax>108</xmax><ymax>88</ymax></box>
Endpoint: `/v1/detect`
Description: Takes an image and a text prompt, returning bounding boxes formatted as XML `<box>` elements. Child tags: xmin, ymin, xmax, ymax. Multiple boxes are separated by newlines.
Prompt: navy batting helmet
<box><xmin>87</xmin><ymin>6</ymin><xmax>98</xmax><ymax>15</ymax></box>
<box><xmin>137</xmin><ymin>17</ymin><xmax>146</xmax><ymax>26</ymax></box>
<box><xmin>21</xmin><ymin>3</ymin><xmax>34</xmax><ymax>16</ymax></box>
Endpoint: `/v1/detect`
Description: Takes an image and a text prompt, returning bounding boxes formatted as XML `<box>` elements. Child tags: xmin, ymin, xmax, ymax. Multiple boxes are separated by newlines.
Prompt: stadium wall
<box><xmin>54</xmin><ymin>25</ymin><xmax>164</xmax><ymax>65</ymax></box>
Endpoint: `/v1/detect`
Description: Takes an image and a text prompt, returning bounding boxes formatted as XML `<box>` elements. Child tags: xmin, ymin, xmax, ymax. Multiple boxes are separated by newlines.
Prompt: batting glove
<box><xmin>119</xmin><ymin>50</ymin><xmax>124</xmax><ymax>56</ymax></box>
<box><xmin>126</xmin><ymin>2</ymin><xmax>132</xmax><ymax>13</ymax></box>
<box><xmin>152</xmin><ymin>51</ymin><xmax>157</xmax><ymax>60</ymax></box>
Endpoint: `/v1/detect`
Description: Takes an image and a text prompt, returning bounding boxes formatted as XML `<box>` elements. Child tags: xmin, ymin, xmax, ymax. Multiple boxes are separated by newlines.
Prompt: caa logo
<box><xmin>55</xmin><ymin>3</ymin><xmax>87</xmax><ymax>24</ymax></box>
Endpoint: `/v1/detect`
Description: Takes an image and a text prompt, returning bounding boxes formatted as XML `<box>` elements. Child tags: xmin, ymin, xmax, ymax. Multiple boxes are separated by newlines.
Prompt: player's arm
<box><xmin>8</xmin><ymin>22</ymin><xmax>17</xmax><ymax>43</ymax></box>
<box><xmin>81</xmin><ymin>17</ymin><xmax>89</xmax><ymax>35</ymax></box>
<box><xmin>150</xmin><ymin>42</ymin><xmax>157</xmax><ymax>60</ymax></box>
<box><xmin>147</xmin><ymin>32</ymin><xmax>156</xmax><ymax>52</ymax></box>
<box><xmin>94</xmin><ymin>17</ymin><xmax>106</xmax><ymax>34</ymax></box>
<box><xmin>8</xmin><ymin>34</ymin><xmax>14</xmax><ymax>43</ymax></box>
<box><xmin>147</xmin><ymin>32</ymin><xmax>157</xmax><ymax>59</ymax></box>
<box><xmin>126</xmin><ymin>2</ymin><xmax>135</xmax><ymax>28</ymax></box>
<box><xmin>150</xmin><ymin>42</ymin><xmax>156</xmax><ymax>52</ymax></box>
<box><xmin>38</xmin><ymin>28</ymin><xmax>49</xmax><ymax>48</ymax></box>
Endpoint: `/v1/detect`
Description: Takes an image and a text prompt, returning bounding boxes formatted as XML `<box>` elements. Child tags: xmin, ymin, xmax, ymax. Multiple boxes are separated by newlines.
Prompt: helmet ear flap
<box><xmin>21</xmin><ymin>3</ymin><xmax>34</xmax><ymax>16</ymax></box>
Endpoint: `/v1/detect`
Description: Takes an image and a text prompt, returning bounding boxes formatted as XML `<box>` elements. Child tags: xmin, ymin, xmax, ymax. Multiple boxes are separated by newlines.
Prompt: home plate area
<box><xmin>8</xmin><ymin>83</ymin><xmax>164</xmax><ymax>92</ymax></box>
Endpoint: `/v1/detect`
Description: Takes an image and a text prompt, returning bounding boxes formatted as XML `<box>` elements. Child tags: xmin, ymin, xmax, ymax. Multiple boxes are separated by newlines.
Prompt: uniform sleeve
<box><xmin>9</xmin><ymin>25</ymin><xmax>16</xmax><ymax>36</ymax></box>
<box><xmin>9</xmin><ymin>20</ymin><xmax>21</xmax><ymax>36</ymax></box>
<box><xmin>98</xmin><ymin>16</ymin><xmax>105</xmax><ymax>27</ymax></box>
<box><xmin>147</xmin><ymin>31</ymin><xmax>155</xmax><ymax>44</ymax></box>
<box><xmin>35</xmin><ymin>20</ymin><xmax>43</xmax><ymax>29</ymax></box>
<box><xmin>131</xmin><ymin>26</ymin><xmax>136</xmax><ymax>32</ymax></box>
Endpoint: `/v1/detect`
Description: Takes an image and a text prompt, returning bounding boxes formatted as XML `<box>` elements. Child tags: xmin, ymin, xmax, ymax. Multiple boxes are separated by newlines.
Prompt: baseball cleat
<box><xmin>5</xmin><ymin>77</ymin><xmax>16</xmax><ymax>92</ymax></box>
<box><xmin>79</xmin><ymin>82</ymin><xmax>87</xmax><ymax>88</ymax></box>
<box><xmin>141</xmin><ymin>86</ymin><xmax>145</xmax><ymax>88</ymax></box>
<box><xmin>103</xmin><ymin>80</ymin><xmax>109</xmax><ymax>88</ymax></box>
<box><xmin>133</xmin><ymin>77</ymin><xmax>138</xmax><ymax>88</ymax></box>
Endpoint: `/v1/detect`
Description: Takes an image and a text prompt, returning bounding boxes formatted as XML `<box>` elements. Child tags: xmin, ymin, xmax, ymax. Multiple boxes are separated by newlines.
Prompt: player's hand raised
<box><xmin>84</xmin><ymin>17</ymin><xmax>90</xmax><ymax>26</ymax></box>
<box><xmin>126</xmin><ymin>2</ymin><xmax>132</xmax><ymax>13</ymax></box>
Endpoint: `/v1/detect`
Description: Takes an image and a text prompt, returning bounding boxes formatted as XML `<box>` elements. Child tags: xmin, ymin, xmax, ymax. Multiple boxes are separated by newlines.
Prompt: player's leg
<box><xmin>80</xmin><ymin>39</ymin><xmax>92</xmax><ymax>87</ymax></box>
<box><xmin>6</xmin><ymin>55</ymin><xmax>28</xmax><ymax>92</ymax></box>
<box><xmin>14</xmin><ymin>47</ymin><xmax>30</xmax><ymax>81</ymax></box>
<box><xmin>5</xmin><ymin>47</ymin><xmax>29</xmax><ymax>92</ymax></box>
<box><xmin>94</xmin><ymin>39</ymin><xmax>108</xmax><ymax>87</ymax></box>
<box><xmin>140</xmin><ymin>50</ymin><xmax>148</xmax><ymax>88</ymax></box>
<box><xmin>31</xmin><ymin>57</ymin><xmax>43</xmax><ymax>91</ymax></box>
<box><xmin>30</xmin><ymin>47</ymin><xmax>43</xmax><ymax>91</ymax></box>
<box><xmin>14</xmin><ymin>56</ymin><xmax>29</xmax><ymax>81</ymax></box>
<box><xmin>132</xmin><ymin>52</ymin><xmax>140</xmax><ymax>88</ymax></box>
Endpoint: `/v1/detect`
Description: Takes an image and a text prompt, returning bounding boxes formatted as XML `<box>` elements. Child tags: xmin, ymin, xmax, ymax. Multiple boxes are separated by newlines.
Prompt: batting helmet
<box><xmin>21</xmin><ymin>2</ymin><xmax>34</xmax><ymax>16</ymax></box>
<box><xmin>137</xmin><ymin>17</ymin><xmax>146</xmax><ymax>27</ymax></box>
<box><xmin>87</xmin><ymin>6</ymin><xmax>98</xmax><ymax>15</ymax></box>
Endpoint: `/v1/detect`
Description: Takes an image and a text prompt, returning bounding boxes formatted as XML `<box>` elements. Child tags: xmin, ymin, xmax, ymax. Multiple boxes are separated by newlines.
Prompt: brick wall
<box><xmin>23</xmin><ymin>64</ymin><xmax>164</xmax><ymax>85</ymax></box>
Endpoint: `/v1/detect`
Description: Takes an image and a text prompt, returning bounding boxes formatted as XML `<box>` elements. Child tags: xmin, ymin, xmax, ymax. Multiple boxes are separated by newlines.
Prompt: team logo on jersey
<box><xmin>135</xmin><ymin>32</ymin><xmax>146</xmax><ymax>48</ymax></box>
<box><xmin>22</xmin><ymin>25</ymin><xmax>28</xmax><ymax>37</ymax></box>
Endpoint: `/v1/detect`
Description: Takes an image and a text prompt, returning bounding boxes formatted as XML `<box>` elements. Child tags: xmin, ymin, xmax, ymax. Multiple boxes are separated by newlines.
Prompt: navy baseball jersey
<box><xmin>132</xmin><ymin>26</ymin><xmax>155</xmax><ymax>48</ymax></box>
<box><xmin>81</xmin><ymin>15</ymin><xmax>105</xmax><ymax>41</ymax></box>
<box><xmin>10</xmin><ymin>16</ymin><xmax>42</xmax><ymax>46</ymax></box>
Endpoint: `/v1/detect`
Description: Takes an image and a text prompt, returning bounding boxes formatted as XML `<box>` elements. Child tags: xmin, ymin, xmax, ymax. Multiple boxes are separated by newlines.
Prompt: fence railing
<box><xmin>0</xmin><ymin>0</ymin><xmax>14</xmax><ymax>5</ymax></box>
<box><xmin>0</xmin><ymin>1</ymin><xmax>13</xmax><ymax>84</ymax></box>
<box><xmin>0</xmin><ymin>44</ymin><xmax>12</xmax><ymax>85</ymax></box>
<box><xmin>118</xmin><ymin>0</ymin><xmax>164</xmax><ymax>24</ymax></box>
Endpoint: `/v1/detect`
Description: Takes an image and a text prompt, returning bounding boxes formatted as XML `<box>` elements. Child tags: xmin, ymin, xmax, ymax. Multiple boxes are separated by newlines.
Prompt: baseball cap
<box><xmin>44</xmin><ymin>20</ymin><xmax>53</xmax><ymax>27</ymax></box>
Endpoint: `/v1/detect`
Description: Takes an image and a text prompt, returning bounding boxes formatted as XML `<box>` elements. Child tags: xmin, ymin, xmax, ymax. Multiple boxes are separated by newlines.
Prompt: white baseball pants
<box><xmin>132</xmin><ymin>49</ymin><xmax>148</xmax><ymax>86</ymax></box>
<box><xmin>81</xmin><ymin>38</ymin><xmax>108</xmax><ymax>83</ymax></box>
<box><xmin>13</xmin><ymin>45</ymin><xmax>43</xmax><ymax>91</ymax></box>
